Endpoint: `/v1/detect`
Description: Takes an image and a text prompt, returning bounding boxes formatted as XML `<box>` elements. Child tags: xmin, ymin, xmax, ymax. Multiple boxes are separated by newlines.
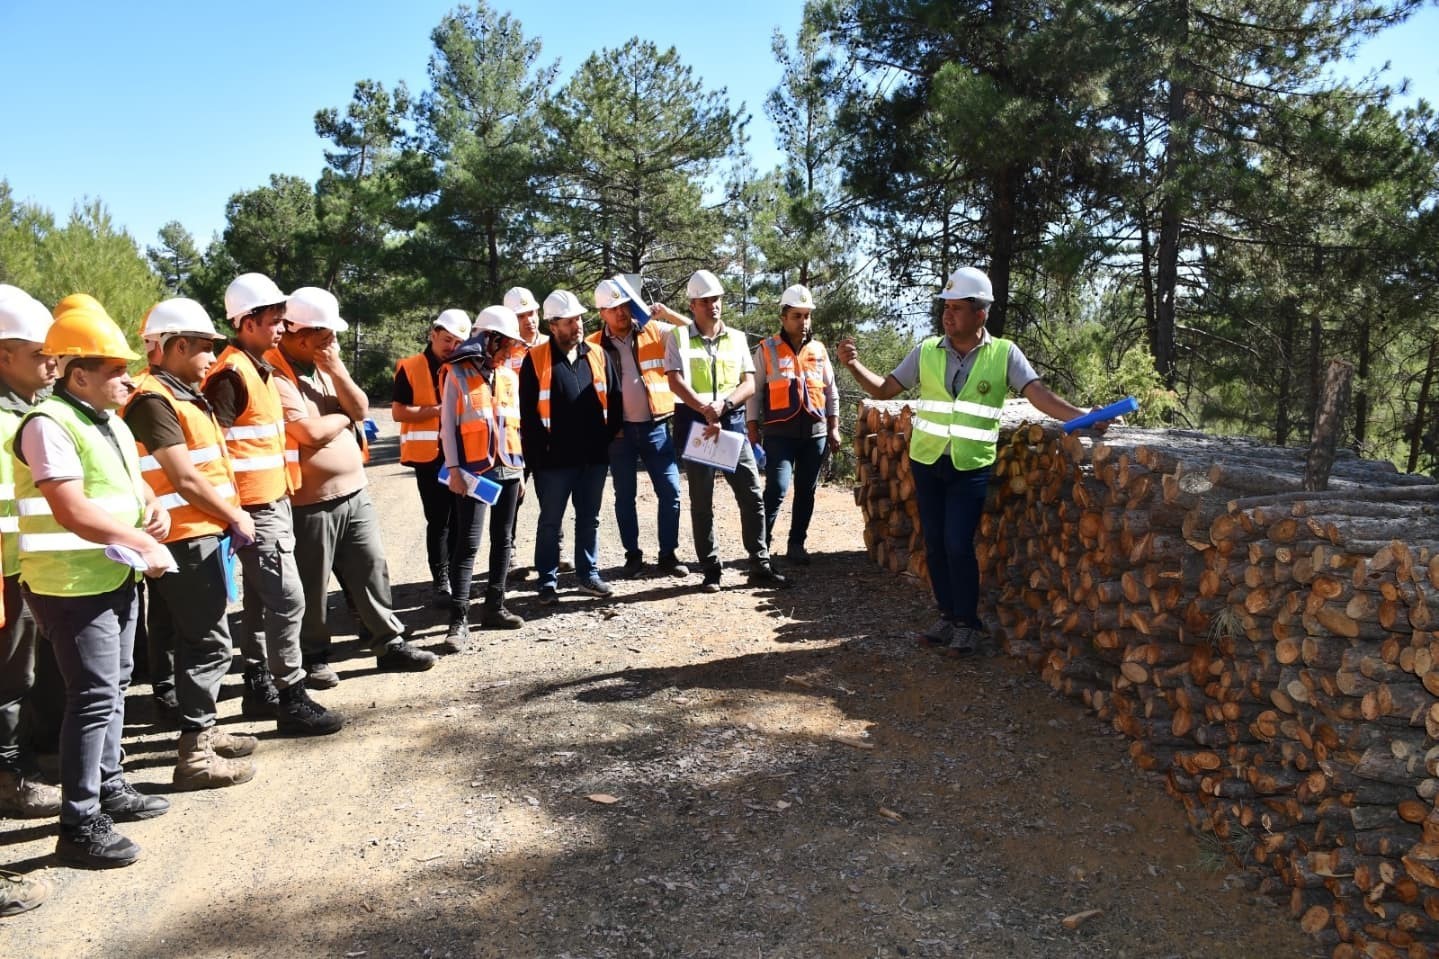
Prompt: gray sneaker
<box><xmin>919</xmin><ymin>618</ymin><xmax>954</xmax><ymax>647</ymax></box>
<box><xmin>945</xmin><ymin>626</ymin><xmax>982</xmax><ymax>658</ymax></box>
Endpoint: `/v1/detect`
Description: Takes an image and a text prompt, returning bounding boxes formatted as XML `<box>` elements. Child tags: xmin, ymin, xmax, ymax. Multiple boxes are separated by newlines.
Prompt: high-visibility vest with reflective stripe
<box><xmin>395</xmin><ymin>352</ymin><xmax>440</xmax><ymax>465</ymax></box>
<box><xmin>205</xmin><ymin>346</ymin><xmax>298</xmax><ymax>504</ymax></box>
<box><xmin>123</xmin><ymin>371</ymin><xmax>239</xmax><ymax>543</ymax></box>
<box><xmin>528</xmin><ymin>342</ymin><xmax>608</xmax><ymax>431</ymax></box>
<box><xmin>504</xmin><ymin>340</ymin><xmax>531</xmax><ymax>374</ymax></box>
<box><xmin>587</xmin><ymin>322</ymin><xmax>675</xmax><ymax>419</ymax></box>
<box><xmin>265</xmin><ymin>347</ymin><xmax>369</xmax><ymax>465</ymax></box>
<box><xmin>450</xmin><ymin>359</ymin><xmax>523</xmax><ymax>473</ymax></box>
<box><xmin>759</xmin><ymin>334</ymin><xmax>828</xmax><ymax>426</ymax></box>
<box><xmin>908</xmin><ymin>336</ymin><xmax>1012</xmax><ymax>471</ymax></box>
<box><xmin>14</xmin><ymin>397</ymin><xmax>146</xmax><ymax>597</ymax></box>
<box><xmin>0</xmin><ymin>406</ymin><xmax>24</xmax><ymax>576</ymax></box>
<box><xmin>672</xmin><ymin>324</ymin><xmax>748</xmax><ymax>398</ymax></box>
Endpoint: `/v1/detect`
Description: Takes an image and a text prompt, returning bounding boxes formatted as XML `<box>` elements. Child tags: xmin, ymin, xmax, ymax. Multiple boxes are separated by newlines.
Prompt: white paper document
<box><xmin>681</xmin><ymin>422</ymin><xmax>744</xmax><ymax>472</ymax></box>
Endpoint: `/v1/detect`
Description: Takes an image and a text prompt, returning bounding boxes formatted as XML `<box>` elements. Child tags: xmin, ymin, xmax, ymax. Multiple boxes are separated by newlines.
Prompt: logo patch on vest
<box><xmin>977</xmin><ymin>380</ymin><xmax>992</xmax><ymax>395</ymax></box>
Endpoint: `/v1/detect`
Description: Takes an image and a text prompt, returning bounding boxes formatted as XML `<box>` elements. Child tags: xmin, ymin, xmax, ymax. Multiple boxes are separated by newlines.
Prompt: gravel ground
<box><xmin>0</xmin><ymin>410</ymin><xmax>1320</xmax><ymax>958</ymax></box>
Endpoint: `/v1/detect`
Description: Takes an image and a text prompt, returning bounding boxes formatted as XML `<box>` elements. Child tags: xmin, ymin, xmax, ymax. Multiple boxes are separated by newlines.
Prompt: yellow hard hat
<box><xmin>46</xmin><ymin>294</ymin><xmax>142</xmax><ymax>361</ymax></box>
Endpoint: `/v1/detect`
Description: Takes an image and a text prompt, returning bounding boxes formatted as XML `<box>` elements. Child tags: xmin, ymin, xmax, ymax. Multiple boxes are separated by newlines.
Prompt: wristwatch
<box><xmin>721</xmin><ymin>399</ymin><xmax>735</xmax><ymax>417</ymax></box>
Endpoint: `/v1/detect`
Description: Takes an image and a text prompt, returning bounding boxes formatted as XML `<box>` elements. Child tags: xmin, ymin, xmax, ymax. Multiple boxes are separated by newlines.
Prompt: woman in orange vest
<box><xmin>745</xmin><ymin>285</ymin><xmax>841</xmax><ymax>566</ymax></box>
<box><xmin>391</xmin><ymin>309</ymin><xmax>471</xmax><ymax>607</ymax></box>
<box><xmin>438</xmin><ymin>307</ymin><xmax>527</xmax><ymax>650</ymax></box>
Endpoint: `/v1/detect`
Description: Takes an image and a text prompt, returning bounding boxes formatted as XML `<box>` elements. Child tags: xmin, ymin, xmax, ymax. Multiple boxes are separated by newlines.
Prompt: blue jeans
<box><xmin>609</xmin><ymin>420</ymin><xmax>682</xmax><ymax>557</ymax></box>
<box><xmin>910</xmin><ymin>458</ymin><xmax>992</xmax><ymax>628</ymax></box>
<box><xmin>534</xmin><ymin>465</ymin><xmax>608</xmax><ymax>588</ymax></box>
<box><xmin>762</xmin><ymin>434</ymin><xmax>827</xmax><ymax>550</ymax></box>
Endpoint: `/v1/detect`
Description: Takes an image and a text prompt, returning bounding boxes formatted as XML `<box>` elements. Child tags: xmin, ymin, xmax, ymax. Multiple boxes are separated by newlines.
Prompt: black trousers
<box><xmin>449</xmin><ymin>477</ymin><xmax>522</xmax><ymax>615</ymax></box>
<box><xmin>413</xmin><ymin>462</ymin><xmax>459</xmax><ymax>573</ymax></box>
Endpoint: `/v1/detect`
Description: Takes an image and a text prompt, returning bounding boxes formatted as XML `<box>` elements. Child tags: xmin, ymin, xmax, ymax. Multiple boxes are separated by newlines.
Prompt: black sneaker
<box><xmin>480</xmin><ymin>603</ymin><xmax>525</xmax><ymax>629</ymax></box>
<box><xmin>441</xmin><ymin>614</ymin><xmax>470</xmax><ymax>654</ymax></box>
<box><xmin>99</xmin><ymin>781</ymin><xmax>170</xmax><ymax>821</ymax></box>
<box><xmin>784</xmin><ymin>545</ymin><xmax>812</xmax><ymax>566</ymax></box>
<box><xmin>276</xmin><ymin>685</ymin><xmax>345</xmax><ymax>737</ymax></box>
<box><xmin>56</xmin><ymin>813</ymin><xmax>139</xmax><ymax>869</ymax></box>
<box><xmin>430</xmin><ymin>566</ymin><xmax>452</xmax><ymax>609</ymax></box>
<box><xmin>241</xmin><ymin>665</ymin><xmax>280</xmax><ymax>719</ymax></box>
<box><xmin>558</xmin><ymin>559</ymin><xmax>574</xmax><ymax>573</ymax></box>
<box><xmin>537</xmin><ymin>586</ymin><xmax>559</xmax><ymax>606</ymax></box>
<box><xmin>658</xmin><ymin>552</ymin><xmax>690</xmax><ymax>577</ymax></box>
<box><xmin>577</xmin><ymin>577</ymin><xmax>614</xmax><ymax>598</ymax></box>
<box><xmin>622</xmin><ymin>552</ymin><xmax>646</xmax><ymax>578</ymax></box>
<box><xmin>377</xmin><ymin>641</ymin><xmax>437</xmax><ymax>672</ymax></box>
<box><xmin>748</xmin><ymin>563</ymin><xmax>791</xmax><ymax>588</ymax></box>
<box><xmin>150</xmin><ymin>687</ymin><xmax>179</xmax><ymax>726</ymax></box>
<box><xmin>701</xmin><ymin>567</ymin><xmax>722</xmax><ymax>593</ymax></box>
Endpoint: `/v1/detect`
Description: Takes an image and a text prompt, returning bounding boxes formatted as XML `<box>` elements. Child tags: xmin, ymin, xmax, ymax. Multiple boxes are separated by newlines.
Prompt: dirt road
<box><xmin>1</xmin><ymin>414</ymin><xmax>1317</xmax><ymax>958</ymax></box>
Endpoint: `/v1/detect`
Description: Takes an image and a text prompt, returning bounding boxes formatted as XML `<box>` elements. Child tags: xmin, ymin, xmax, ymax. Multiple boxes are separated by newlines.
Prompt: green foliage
<box><xmin>541</xmin><ymin>37</ymin><xmax>744</xmax><ymax>299</ymax></box>
<box><xmin>147</xmin><ymin>220</ymin><xmax>200</xmax><ymax>296</ymax></box>
<box><xmin>0</xmin><ymin>185</ymin><xmax>162</xmax><ymax>341</ymax></box>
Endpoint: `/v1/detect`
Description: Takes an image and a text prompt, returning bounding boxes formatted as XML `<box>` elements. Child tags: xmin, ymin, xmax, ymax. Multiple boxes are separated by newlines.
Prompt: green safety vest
<box><xmin>908</xmin><ymin>336</ymin><xmax>1012</xmax><ymax>470</ymax></box>
<box><xmin>14</xmin><ymin>396</ymin><xmax>146</xmax><ymax>597</ymax></box>
<box><xmin>673</xmin><ymin>323</ymin><xmax>748</xmax><ymax>398</ymax></box>
<box><xmin>0</xmin><ymin>407</ymin><xmax>20</xmax><ymax>577</ymax></box>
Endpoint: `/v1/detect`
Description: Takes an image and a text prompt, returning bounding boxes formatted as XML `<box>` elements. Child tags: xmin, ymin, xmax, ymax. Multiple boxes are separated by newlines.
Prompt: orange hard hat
<box><xmin>46</xmin><ymin>294</ymin><xmax>142</xmax><ymax>361</ymax></box>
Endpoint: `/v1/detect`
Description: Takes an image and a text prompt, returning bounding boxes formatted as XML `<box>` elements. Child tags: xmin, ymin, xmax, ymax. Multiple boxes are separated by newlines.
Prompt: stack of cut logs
<box><xmin>855</xmin><ymin>399</ymin><xmax>1439</xmax><ymax>958</ymax></box>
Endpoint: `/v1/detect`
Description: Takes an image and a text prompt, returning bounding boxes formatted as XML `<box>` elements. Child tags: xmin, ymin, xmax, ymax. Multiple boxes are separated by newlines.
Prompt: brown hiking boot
<box><xmin>173</xmin><ymin>729</ymin><xmax>257</xmax><ymax>791</ymax></box>
<box><xmin>208</xmin><ymin>728</ymin><xmax>259</xmax><ymax>759</ymax></box>
<box><xmin>0</xmin><ymin>869</ymin><xmax>49</xmax><ymax>916</ymax></box>
<box><xmin>0</xmin><ymin>769</ymin><xmax>61</xmax><ymax>819</ymax></box>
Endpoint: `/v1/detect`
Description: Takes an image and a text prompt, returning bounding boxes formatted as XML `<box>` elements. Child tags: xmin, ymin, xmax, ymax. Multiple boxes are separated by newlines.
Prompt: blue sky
<box><xmin>1</xmin><ymin>0</ymin><xmax>1435</xmax><ymax>253</ymax></box>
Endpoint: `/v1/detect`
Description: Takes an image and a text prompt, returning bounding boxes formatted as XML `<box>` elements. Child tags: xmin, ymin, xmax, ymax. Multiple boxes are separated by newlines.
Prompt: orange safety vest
<box><xmin>450</xmin><ymin>359</ymin><xmax>523</xmax><ymax>473</ymax></box>
<box><xmin>266</xmin><ymin>345</ymin><xmax>368</xmax><ymax>463</ymax></box>
<box><xmin>504</xmin><ymin>339</ymin><xmax>531</xmax><ymax>374</ymax></box>
<box><xmin>586</xmin><ymin>322</ymin><xmax>675</xmax><ymax>419</ymax></box>
<box><xmin>204</xmin><ymin>345</ymin><xmax>300</xmax><ymax>505</ymax></box>
<box><xmin>124</xmin><ymin>370</ymin><xmax>240</xmax><ymax>543</ymax></box>
<box><xmin>395</xmin><ymin>352</ymin><xmax>440</xmax><ymax>465</ymax></box>
<box><xmin>529</xmin><ymin>341</ymin><xmax>608</xmax><ymax>431</ymax></box>
<box><xmin>759</xmin><ymin>335</ymin><xmax>828</xmax><ymax>425</ymax></box>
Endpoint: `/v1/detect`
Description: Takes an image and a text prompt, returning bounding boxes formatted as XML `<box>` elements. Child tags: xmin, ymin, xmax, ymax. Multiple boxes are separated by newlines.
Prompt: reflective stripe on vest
<box><xmin>586</xmin><ymin>323</ymin><xmax>675</xmax><ymax>419</ymax></box>
<box><xmin>205</xmin><ymin>346</ymin><xmax>298</xmax><ymax>504</ymax></box>
<box><xmin>529</xmin><ymin>341</ymin><xmax>608</xmax><ymax>431</ymax></box>
<box><xmin>907</xmin><ymin>336</ymin><xmax>1011</xmax><ymax>470</ymax></box>
<box><xmin>396</xmin><ymin>352</ymin><xmax>441</xmax><ymax>465</ymax></box>
<box><xmin>124</xmin><ymin>371</ymin><xmax>240</xmax><ymax>543</ymax></box>
<box><xmin>760</xmin><ymin>335</ymin><xmax>828</xmax><ymax>426</ymax></box>
<box><xmin>0</xmin><ymin>407</ymin><xmax>23</xmax><ymax>575</ymax></box>
<box><xmin>450</xmin><ymin>360</ymin><xmax>523</xmax><ymax>473</ymax></box>
<box><xmin>14</xmin><ymin>397</ymin><xmax>146</xmax><ymax>597</ymax></box>
<box><xmin>672</xmin><ymin>324</ymin><xmax>747</xmax><ymax>398</ymax></box>
<box><xmin>265</xmin><ymin>347</ymin><xmax>370</xmax><ymax>466</ymax></box>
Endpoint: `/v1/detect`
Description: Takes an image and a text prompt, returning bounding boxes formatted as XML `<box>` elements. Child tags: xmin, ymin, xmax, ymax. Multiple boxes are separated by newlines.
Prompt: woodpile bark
<box><xmin>855</xmin><ymin>398</ymin><xmax>1439</xmax><ymax>958</ymax></box>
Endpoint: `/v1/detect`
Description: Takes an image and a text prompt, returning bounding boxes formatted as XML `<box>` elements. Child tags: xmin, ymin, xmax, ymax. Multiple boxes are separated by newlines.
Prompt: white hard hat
<box><xmin>224</xmin><ymin>272</ymin><xmax>288</xmax><ymax>320</ymax></box>
<box><xmin>0</xmin><ymin>292</ymin><xmax>54</xmax><ymax>343</ymax></box>
<box><xmin>285</xmin><ymin>287</ymin><xmax>349</xmax><ymax>332</ymax></box>
<box><xmin>0</xmin><ymin>284</ymin><xmax>28</xmax><ymax>305</ymax></box>
<box><xmin>542</xmin><ymin>290</ymin><xmax>586</xmax><ymax>321</ymax></box>
<box><xmin>474</xmin><ymin>305</ymin><xmax>522</xmax><ymax>341</ymax></box>
<box><xmin>502</xmin><ymin>287</ymin><xmax>540</xmax><ymax>315</ymax></box>
<box><xmin>780</xmin><ymin>284</ymin><xmax>816</xmax><ymax>309</ymax></box>
<box><xmin>686</xmin><ymin>270</ymin><xmax>724</xmax><ymax>300</ymax></box>
<box><xmin>593</xmin><ymin>279</ymin><xmax>631</xmax><ymax>309</ymax></box>
<box><xmin>938</xmin><ymin>267</ymin><xmax>994</xmax><ymax>304</ymax></box>
<box><xmin>142</xmin><ymin>298</ymin><xmax>220</xmax><ymax>343</ymax></box>
<box><xmin>433</xmin><ymin>308</ymin><xmax>471</xmax><ymax>339</ymax></box>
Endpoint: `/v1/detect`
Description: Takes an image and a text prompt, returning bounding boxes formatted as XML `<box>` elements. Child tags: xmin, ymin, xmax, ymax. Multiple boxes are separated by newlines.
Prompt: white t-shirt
<box><xmin>18</xmin><ymin>414</ymin><xmax>85</xmax><ymax>483</ymax></box>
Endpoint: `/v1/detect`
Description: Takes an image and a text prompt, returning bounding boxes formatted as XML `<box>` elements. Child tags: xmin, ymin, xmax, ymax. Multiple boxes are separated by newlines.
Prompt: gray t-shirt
<box><xmin>603</xmin><ymin>321</ymin><xmax>675</xmax><ymax>424</ymax></box>
<box><xmin>889</xmin><ymin>330</ymin><xmax>1039</xmax><ymax>396</ymax></box>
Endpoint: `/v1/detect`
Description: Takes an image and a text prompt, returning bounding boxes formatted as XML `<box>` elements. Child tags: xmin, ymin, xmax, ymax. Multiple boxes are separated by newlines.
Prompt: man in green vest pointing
<box><xmin>13</xmin><ymin>294</ymin><xmax>174</xmax><ymax>868</ymax></box>
<box><xmin>840</xmin><ymin>267</ymin><xmax>1113</xmax><ymax>655</ymax></box>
